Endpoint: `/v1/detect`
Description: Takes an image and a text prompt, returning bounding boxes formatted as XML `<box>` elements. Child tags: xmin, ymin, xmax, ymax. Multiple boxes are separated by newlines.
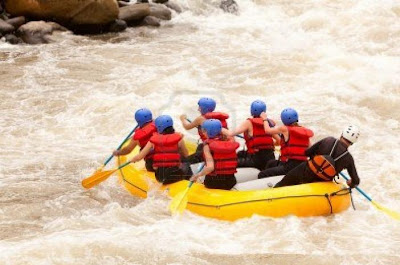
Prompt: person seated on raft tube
<box><xmin>228</xmin><ymin>100</ymin><xmax>280</xmax><ymax>171</ymax></box>
<box><xmin>257</xmin><ymin>108</ymin><xmax>314</xmax><ymax>179</ymax></box>
<box><xmin>130</xmin><ymin>115</ymin><xmax>191</xmax><ymax>185</ymax></box>
<box><xmin>274</xmin><ymin>125</ymin><xmax>360</xmax><ymax>188</ymax></box>
<box><xmin>190</xmin><ymin>119</ymin><xmax>240</xmax><ymax>190</ymax></box>
<box><xmin>180</xmin><ymin>97</ymin><xmax>230</xmax><ymax>164</ymax></box>
<box><xmin>113</xmin><ymin>108</ymin><xmax>157</xmax><ymax>172</ymax></box>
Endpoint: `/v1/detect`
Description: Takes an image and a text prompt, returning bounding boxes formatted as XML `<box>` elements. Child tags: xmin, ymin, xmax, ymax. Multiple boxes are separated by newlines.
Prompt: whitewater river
<box><xmin>1</xmin><ymin>0</ymin><xmax>399</xmax><ymax>264</ymax></box>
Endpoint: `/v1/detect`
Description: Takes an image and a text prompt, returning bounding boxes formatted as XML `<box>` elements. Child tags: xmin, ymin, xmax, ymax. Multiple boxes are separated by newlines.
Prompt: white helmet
<box><xmin>341</xmin><ymin>125</ymin><xmax>360</xmax><ymax>144</ymax></box>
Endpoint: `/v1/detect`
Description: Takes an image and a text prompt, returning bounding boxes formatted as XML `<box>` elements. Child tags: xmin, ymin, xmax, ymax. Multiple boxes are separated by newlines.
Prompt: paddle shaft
<box><xmin>103</xmin><ymin>125</ymin><xmax>139</xmax><ymax>166</ymax></box>
<box><xmin>339</xmin><ymin>172</ymin><xmax>372</xmax><ymax>202</ymax></box>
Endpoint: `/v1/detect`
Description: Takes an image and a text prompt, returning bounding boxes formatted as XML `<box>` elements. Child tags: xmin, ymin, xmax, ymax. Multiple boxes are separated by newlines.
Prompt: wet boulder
<box><xmin>17</xmin><ymin>21</ymin><xmax>67</xmax><ymax>44</ymax></box>
<box><xmin>5</xmin><ymin>0</ymin><xmax>119</xmax><ymax>28</ymax></box>
<box><xmin>108</xmin><ymin>19</ymin><xmax>127</xmax><ymax>32</ymax></box>
<box><xmin>0</xmin><ymin>18</ymin><xmax>14</xmax><ymax>34</ymax></box>
<box><xmin>153</xmin><ymin>0</ymin><xmax>168</xmax><ymax>3</ymax></box>
<box><xmin>5</xmin><ymin>16</ymin><xmax>25</xmax><ymax>29</ymax></box>
<box><xmin>119</xmin><ymin>3</ymin><xmax>150</xmax><ymax>25</ymax></box>
<box><xmin>4</xmin><ymin>33</ymin><xmax>22</xmax><ymax>44</ymax></box>
<box><xmin>220</xmin><ymin>0</ymin><xmax>239</xmax><ymax>15</ymax></box>
<box><xmin>165</xmin><ymin>1</ymin><xmax>182</xmax><ymax>13</ymax></box>
<box><xmin>149</xmin><ymin>4</ymin><xmax>171</xmax><ymax>20</ymax></box>
<box><xmin>141</xmin><ymin>16</ymin><xmax>160</xmax><ymax>27</ymax></box>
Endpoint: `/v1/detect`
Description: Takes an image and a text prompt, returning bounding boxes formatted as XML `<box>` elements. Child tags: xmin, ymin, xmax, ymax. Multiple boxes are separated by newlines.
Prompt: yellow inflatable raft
<box><xmin>116</xmin><ymin>142</ymin><xmax>351</xmax><ymax>221</ymax></box>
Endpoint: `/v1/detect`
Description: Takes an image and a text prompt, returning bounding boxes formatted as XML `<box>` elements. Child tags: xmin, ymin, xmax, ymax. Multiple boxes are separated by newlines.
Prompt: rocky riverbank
<box><xmin>0</xmin><ymin>0</ymin><xmax>238</xmax><ymax>45</ymax></box>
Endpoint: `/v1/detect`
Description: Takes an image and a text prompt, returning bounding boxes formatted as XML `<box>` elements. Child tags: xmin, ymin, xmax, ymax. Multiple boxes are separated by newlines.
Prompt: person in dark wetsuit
<box><xmin>257</xmin><ymin>108</ymin><xmax>314</xmax><ymax>179</ymax></box>
<box><xmin>274</xmin><ymin>125</ymin><xmax>361</xmax><ymax>188</ymax></box>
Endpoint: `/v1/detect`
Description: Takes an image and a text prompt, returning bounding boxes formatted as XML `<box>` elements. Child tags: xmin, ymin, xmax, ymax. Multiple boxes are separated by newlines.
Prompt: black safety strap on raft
<box><xmin>324</xmin><ymin>193</ymin><xmax>333</xmax><ymax>214</ymax></box>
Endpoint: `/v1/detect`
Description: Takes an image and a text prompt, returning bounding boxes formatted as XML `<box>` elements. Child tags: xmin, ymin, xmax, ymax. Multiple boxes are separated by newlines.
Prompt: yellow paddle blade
<box><xmin>372</xmin><ymin>201</ymin><xmax>400</xmax><ymax>221</ymax></box>
<box><xmin>169</xmin><ymin>187</ymin><xmax>190</xmax><ymax>215</ymax></box>
<box><xmin>81</xmin><ymin>169</ymin><xmax>116</xmax><ymax>189</ymax></box>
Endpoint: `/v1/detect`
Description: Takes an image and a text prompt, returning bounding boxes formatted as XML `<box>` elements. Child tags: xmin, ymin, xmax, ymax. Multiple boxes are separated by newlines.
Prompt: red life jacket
<box><xmin>133</xmin><ymin>121</ymin><xmax>157</xmax><ymax>159</ymax></box>
<box><xmin>244</xmin><ymin>118</ymin><xmax>274</xmax><ymax>154</ymax></box>
<box><xmin>198</xmin><ymin>112</ymin><xmax>229</xmax><ymax>141</ymax></box>
<box><xmin>205</xmin><ymin>139</ymin><xmax>239</xmax><ymax>176</ymax></box>
<box><xmin>280</xmin><ymin>126</ymin><xmax>314</xmax><ymax>162</ymax></box>
<box><xmin>150</xmin><ymin>133</ymin><xmax>182</xmax><ymax>168</ymax></box>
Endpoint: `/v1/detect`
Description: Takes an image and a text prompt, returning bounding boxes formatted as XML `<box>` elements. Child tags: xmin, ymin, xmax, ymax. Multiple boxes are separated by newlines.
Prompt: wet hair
<box><xmin>162</xmin><ymin>126</ymin><xmax>175</xmax><ymax>134</ymax></box>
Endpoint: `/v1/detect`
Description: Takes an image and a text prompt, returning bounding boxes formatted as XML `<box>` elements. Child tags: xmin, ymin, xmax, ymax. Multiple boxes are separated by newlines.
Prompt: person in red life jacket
<box><xmin>229</xmin><ymin>100</ymin><xmax>280</xmax><ymax>170</ymax></box>
<box><xmin>257</xmin><ymin>108</ymin><xmax>314</xmax><ymax>179</ymax></box>
<box><xmin>179</xmin><ymin>97</ymin><xmax>230</xmax><ymax>164</ymax></box>
<box><xmin>130</xmin><ymin>115</ymin><xmax>191</xmax><ymax>184</ymax></box>
<box><xmin>274</xmin><ymin>125</ymin><xmax>360</xmax><ymax>188</ymax></box>
<box><xmin>190</xmin><ymin>119</ymin><xmax>240</xmax><ymax>190</ymax></box>
<box><xmin>113</xmin><ymin>108</ymin><xmax>157</xmax><ymax>172</ymax></box>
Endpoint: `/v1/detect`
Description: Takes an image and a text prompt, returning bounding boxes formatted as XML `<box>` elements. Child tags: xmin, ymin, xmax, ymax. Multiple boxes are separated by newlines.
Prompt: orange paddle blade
<box><xmin>81</xmin><ymin>169</ymin><xmax>117</xmax><ymax>189</ymax></box>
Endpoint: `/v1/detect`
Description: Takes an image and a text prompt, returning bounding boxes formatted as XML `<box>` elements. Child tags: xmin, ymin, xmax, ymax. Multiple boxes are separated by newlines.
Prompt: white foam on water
<box><xmin>1</xmin><ymin>0</ymin><xmax>400</xmax><ymax>264</ymax></box>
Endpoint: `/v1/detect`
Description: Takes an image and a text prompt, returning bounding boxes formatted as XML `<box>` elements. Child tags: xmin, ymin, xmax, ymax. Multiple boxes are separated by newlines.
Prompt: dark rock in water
<box><xmin>165</xmin><ymin>1</ymin><xmax>182</xmax><ymax>13</ymax></box>
<box><xmin>5</xmin><ymin>33</ymin><xmax>22</xmax><ymax>44</ymax></box>
<box><xmin>108</xmin><ymin>19</ymin><xmax>127</xmax><ymax>32</ymax></box>
<box><xmin>119</xmin><ymin>3</ymin><xmax>150</xmax><ymax>26</ymax></box>
<box><xmin>5</xmin><ymin>0</ymin><xmax>119</xmax><ymax>27</ymax></box>
<box><xmin>119</xmin><ymin>0</ymin><xmax>130</xmax><ymax>2</ymax></box>
<box><xmin>136</xmin><ymin>0</ymin><xmax>148</xmax><ymax>3</ymax></box>
<box><xmin>149</xmin><ymin>4</ymin><xmax>171</xmax><ymax>20</ymax></box>
<box><xmin>17</xmin><ymin>21</ymin><xmax>65</xmax><ymax>44</ymax></box>
<box><xmin>0</xmin><ymin>18</ymin><xmax>14</xmax><ymax>34</ymax></box>
<box><xmin>141</xmin><ymin>16</ymin><xmax>160</xmax><ymax>27</ymax></box>
<box><xmin>118</xmin><ymin>1</ymin><xmax>130</xmax><ymax>7</ymax></box>
<box><xmin>153</xmin><ymin>0</ymin><xmax>168</xmax><ymax>3</ymax></box>
<box><xmin>0</xmin><ymin>4</ymin><xmax>3</xmax><ymax>15</ymax></box>
<box><xmin>220</xmin><ymin>0</ymin><xmax>239</xmax><ymax>15</ymax></box>
<box><xmin>5</xmin><ymin>16</ymin><xmax>25</xmax><ymax>29</ymax></box>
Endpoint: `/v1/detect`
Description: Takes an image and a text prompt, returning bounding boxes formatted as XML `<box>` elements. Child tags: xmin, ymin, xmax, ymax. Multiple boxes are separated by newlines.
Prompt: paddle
<box><xmin>339</xmin><ymin>172</ymin><xmax>400</xmax><ymax>220</ymax></box>
<box><xmin>81</xmin><ymin>124</ymin><xmax>138</xmax><ymax>189</ymax></box>
<box><xmin>169</xmin><ymin>163</ymin><xmax>205</xmax><ymax>215</ymax></box>
<box><xmin>82</xmin><ymin>161</ymin><xmax>131</xmax><ymax>189</ymax></box>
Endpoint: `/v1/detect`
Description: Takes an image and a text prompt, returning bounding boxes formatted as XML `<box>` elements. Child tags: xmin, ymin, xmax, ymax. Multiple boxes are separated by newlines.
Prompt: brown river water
<box><xmin>1</xmin><ymin>0</ymin><xmax>400</xmax><ymax>264</ymax></box>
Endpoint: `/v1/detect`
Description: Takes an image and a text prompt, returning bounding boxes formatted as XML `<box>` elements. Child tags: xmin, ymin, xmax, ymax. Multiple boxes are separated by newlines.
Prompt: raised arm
<box><xmin>131</xmin><ymin>141</ymin><xmax>153</xmax><ymax>163</ymax></box>
<box><xmin>113</xmin><ymin>139</ymin><xmax>138</xmax><ymax>156</ymax></box>
<box><xmin>180</xmin><ymin>115</ymin><xmax>204</xmax><ymax>130</ymax></box>
<box><xmin>228</xmin><ymin>120</ymin><xmax>251</xmax><ymax>137</ymax></box>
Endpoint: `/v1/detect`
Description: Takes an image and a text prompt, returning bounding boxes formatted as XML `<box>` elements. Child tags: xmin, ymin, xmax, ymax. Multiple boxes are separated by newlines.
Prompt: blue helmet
<box><xmin>198</xmin><ymin>97</ymin><xmax>216</xmax><ymax>115</ymax></box>
<box><xmin>281</xmin><ymin>108</ymin><xmax>298</xmax><ymax>125</ymax></box>
<box><xmin>250</xmin><ymin>100</ymin><xmax>266</xmax><ymax>117</ymax></box>
<box><xmin>202</xmin><ymin>119</ymin><xmax>222</xmax><ymax>138</ymax></box>
<box><xmin>135</xmin><ymin>108</ymin><xmax>152</xmax><ymax>127</ymax></box>
<box><xmin>155</xmin><ymin>115</ymin><xmax>173</xmax><ymax>133</ymax></box>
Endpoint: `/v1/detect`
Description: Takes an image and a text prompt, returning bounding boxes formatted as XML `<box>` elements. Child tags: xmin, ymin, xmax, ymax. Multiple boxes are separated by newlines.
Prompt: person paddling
<box><xmin>229</xmin><ymin>100</ymin><xmax>280</xmax><ymax>170</ymax></box>
<box><xmin>180</xmin><ymin>97</ymin><xmax>230</xmax><ymax>163</ymax></box>
<box><xmin>190</xmin><ymin>119</ymin><xmax>240</xmax><ymax>190</ymax></box>
<box><xmin>274</xmin><ymin>125</ymin><xmax>360</xmax><ymax>188</ymax></box>
<box><xmin>113</xmin><ymin>108</ymin><xmax>157</xmax><ymax>171</ymax></box>
<box><xmin>130</xmin><ymin>115</ymin><xmax>190</xmax><ymax>184</ymax></box>
<box><xmin>258</xmin><ymin>108</ymin><xmax>314</xmax><ymax>179</ymax></box>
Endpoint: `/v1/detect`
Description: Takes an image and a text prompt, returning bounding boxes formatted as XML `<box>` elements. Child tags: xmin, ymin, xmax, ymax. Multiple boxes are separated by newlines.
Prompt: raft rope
<box><xmin>117</xmin><ymin>156</ymin><xmax>352</xmax><ymax>214</ymax></box>
<box><xmin>187</xmin><ymin>187</ymin><xmax>351</xmax><ymax>212</ymax></box>
<box><xmin>117</xmin><ymin>155</ymin><xmax>148</xmax><ymax>194</ymax></box>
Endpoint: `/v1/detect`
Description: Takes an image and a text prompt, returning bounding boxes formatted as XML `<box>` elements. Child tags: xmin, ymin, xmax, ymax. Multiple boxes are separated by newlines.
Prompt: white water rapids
<box><xmin>1</xmin><ymin>0</ymin><xmax>400</xmax><ymax>264</ymax></box>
